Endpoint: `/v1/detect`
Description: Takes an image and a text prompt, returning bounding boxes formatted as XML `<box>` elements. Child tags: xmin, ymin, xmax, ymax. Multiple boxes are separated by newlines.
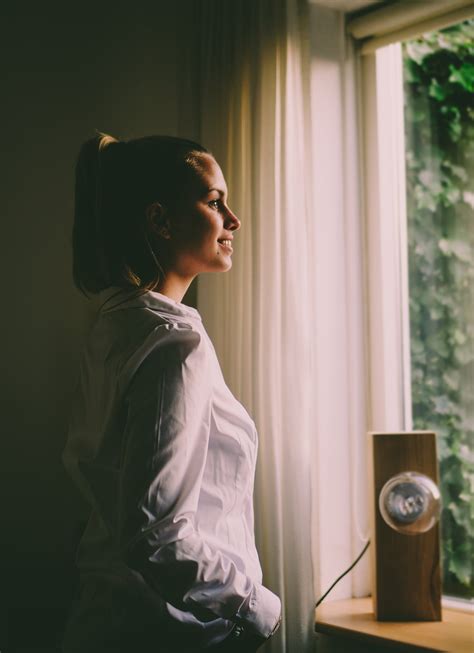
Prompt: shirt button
<box><xmin>232</xmin><ymin>625</ymin><xmax>244</xmax><ymax>638</ymax></box>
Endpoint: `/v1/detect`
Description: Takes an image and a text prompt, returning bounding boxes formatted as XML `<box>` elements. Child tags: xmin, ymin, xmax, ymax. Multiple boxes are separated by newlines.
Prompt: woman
<box><xmin>61</xmin><ymin>133</ymin><xmax>282</xmax><ymax>652</ymax></box>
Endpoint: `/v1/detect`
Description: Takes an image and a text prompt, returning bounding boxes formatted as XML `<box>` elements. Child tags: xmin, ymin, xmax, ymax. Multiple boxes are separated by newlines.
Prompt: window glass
<box><xmin>402</xmin><ymin>19</ymin><xmax>474</xmax><ymax>600</ymax></box>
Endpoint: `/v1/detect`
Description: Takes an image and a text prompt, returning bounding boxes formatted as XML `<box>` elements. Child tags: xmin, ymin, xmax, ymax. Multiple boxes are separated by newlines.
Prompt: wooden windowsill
<box><xmin>315</xmin><ymin>598</ymin><xmax>473</xmax><ymax>653</ymax></box>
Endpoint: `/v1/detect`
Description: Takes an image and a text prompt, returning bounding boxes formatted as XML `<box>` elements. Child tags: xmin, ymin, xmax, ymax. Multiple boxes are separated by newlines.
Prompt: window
<box><xmin>402</xmin><ymin>19</ymin><xmax>474</xmax><ymax>602</ymax></box>
<box><xmin>359</xmin><ymin>17</ymin><xmax>473</xmax><ymax>604</ymax></box>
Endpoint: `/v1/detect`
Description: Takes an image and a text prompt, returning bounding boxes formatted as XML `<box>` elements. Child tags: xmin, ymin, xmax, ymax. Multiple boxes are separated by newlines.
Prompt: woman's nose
<box><xmin>225</xmin><ymin>206</ymin><xmax>241</xmax><ymax>231</ymax></box>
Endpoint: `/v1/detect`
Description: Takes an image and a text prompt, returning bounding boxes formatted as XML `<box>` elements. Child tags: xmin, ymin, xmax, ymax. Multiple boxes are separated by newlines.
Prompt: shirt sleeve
<box><xmin>117</xmin><ymin>322</ymin><xmax>281</xmax><ymax>638</ymax></box>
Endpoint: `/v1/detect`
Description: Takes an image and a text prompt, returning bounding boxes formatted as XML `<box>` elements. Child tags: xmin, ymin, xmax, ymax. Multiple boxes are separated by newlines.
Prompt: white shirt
<box><xmin>61</xmin><ymin>286</ymin><xmax>281</xmax><ymax>651</ymax></box>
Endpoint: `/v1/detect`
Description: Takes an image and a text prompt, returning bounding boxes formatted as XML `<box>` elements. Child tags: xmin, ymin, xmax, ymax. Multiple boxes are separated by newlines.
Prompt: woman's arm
<box><xmin>117</xmin><ymin>323</ymin><xmax>281</xmax><ymax>641</ymax></box>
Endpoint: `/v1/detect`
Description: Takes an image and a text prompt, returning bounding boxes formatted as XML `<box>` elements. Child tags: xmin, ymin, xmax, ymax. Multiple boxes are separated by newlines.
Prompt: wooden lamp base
<box><xmin>369</xmin><ymin>431</ymin><xmax>442</xmax><ymax>621</ymax></box>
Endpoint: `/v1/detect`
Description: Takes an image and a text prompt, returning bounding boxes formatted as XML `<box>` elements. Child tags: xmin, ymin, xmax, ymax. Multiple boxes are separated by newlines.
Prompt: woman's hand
<box><xmin>213</xmin><ymin>612</ymin><xmax>282</xmax><ymax>651</ymax></box>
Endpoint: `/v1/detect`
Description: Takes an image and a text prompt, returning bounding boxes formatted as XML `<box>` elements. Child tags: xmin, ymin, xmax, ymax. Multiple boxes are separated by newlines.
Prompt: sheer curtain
<box><xmin>187</xmin><ymin>1</ymin><xmax>319</xmax><ymax>651</ymax></box>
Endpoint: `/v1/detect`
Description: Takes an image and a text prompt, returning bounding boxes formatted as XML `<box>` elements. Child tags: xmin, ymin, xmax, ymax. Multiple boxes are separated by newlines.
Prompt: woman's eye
<box><xmin>208</xmin><ymin>199</ymin><xmax>220</xmax><ymax>210</ymax></box>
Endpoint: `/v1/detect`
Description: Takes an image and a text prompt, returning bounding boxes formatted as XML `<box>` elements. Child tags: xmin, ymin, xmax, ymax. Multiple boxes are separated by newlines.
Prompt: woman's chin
<box><xmin>212</xmin><ymin>252</ymin><xmax>233</xmax><ymax>271</ymax></box>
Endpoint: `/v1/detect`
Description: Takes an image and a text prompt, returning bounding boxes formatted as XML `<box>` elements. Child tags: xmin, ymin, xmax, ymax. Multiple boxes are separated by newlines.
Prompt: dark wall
<box><xmin>0</xmin><ymin>2</ymin><xmax>198</xmax><ymax>649</ymax></box>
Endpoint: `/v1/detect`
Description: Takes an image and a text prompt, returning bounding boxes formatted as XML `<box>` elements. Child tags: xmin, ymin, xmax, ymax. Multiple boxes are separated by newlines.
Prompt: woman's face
<box><xmin>163</xmin><ymin>154</ymin><xmax>241</xmax><ymax>277</ymax></box>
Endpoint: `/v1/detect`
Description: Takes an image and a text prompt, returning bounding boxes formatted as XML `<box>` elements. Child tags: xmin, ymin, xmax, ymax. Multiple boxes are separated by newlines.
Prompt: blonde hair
<box><xmin>97</xmin><ymin>131</ymin><xmax>119</xmax><ymax>151</ymax></box>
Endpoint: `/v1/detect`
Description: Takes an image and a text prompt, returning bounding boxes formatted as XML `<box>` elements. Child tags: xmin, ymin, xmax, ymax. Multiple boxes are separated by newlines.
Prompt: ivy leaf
<box><xmin>454</xmin><ymin>345</ymin><xmax>474</xmax><ymax>366</ymax></box>
<box><xmin>453</xmin><ymin>329</ymin><xmax>466</xmax><ymax>346</ymax></box>
<box><xmin>438</xmin><ymin>239</ymin><xmax>472</xmax><ymax>262</ymax></box>
<box><xmin>439</xmin><ymin>105</ymin><xmax>463</xmax><ymax>142</ymax></box>
<box><xmin>433</xmin><ymin>395</ymin><xmax>456</xmax><ymax>415</ymax></box>
<box><xmin>404</xmin><ymin>60</ymin><xmax>421</xmax><ymax>84</ymax></box>
<box><xmin>429</xmin><ymin>305</ymin><xmax>444</xmax><ymax>320</ymax></box>
<box><xmin>442</xmin><ymin>457</ymin><xmax>464</xmax><ymax>487</ymax></box>
<box><xmin>448</xmin><ymin>62</ymin><xmax>474</xmax><ymax>92</ymax></box>
<box><xmin>442</xmin><ymin>370</ymin><xmax>460</xmax><ymax>392</ymax></box>
<box><xmin>449</xmin><ymin>117</ymin><xmax>462</xmax><ymax>143</ymax></box>
<box><xmin>448</xmin><ymin>502</ymin><xmax>474</xmax><ymax>537</ymax></box>
<box><xmin>448</xmin><ymin>542</ymin><xmax>473</xmax><ymax>586</ymax></box>
<box><xmin>415</xmin><ymin>184</ymin><xmax>438</xmax><ymax>211</ymax></box>
<box><xmin>442</xmin><ymin>186</ymin><xmax>461</xmax><ymax>206</ymax></box>
<box><xmin>441</xmin><ymin>160</ymin><xmax>468</xmax><ymax>182</ymax></box>
<box><xmin>419</xmin><ymin>169</ymin><xmax>442</xmax><ymax>192</ymax></box>
<box><xmin>429</xmin><ymin>78</ymin><xmax>448</xmax><ymax>101</ymax></box>
<box><xmin>437</xmin><ymin>435</ymin><xmax>451</xmax><ymax>461</ymax></box>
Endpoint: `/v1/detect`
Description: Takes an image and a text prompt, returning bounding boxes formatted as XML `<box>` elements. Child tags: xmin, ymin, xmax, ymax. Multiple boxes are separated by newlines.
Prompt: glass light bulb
<box><xmin>378</xmin><ymin>471</ymin><xmax>441</xmax><ymax>535</ymax></box>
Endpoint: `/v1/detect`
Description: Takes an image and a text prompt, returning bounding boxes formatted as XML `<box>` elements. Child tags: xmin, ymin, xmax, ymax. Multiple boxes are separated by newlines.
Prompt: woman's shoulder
<box><xmin>81</xmin><ymin>302</ymin><xmax>206</xmax><ymax>395</ymax></box>
<box><xmin>114</xmin><ymin>313</ymin><xmax>208</xmax><ymax>395</ymax></box>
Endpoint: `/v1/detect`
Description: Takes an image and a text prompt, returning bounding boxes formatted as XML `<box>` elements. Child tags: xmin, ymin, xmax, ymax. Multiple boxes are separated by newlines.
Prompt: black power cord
<box><xmin>315</xmin><ymin>539</ymin><xmax>371</xmax><ymax>608</ymax></box>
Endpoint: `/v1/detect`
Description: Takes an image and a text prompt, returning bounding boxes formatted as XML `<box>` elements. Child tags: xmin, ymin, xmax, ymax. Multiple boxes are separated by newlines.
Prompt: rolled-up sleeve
<box><xmin>117</xmin><ymin>323</ymin><xmax>281</xmax><ymax>638</ymax></box>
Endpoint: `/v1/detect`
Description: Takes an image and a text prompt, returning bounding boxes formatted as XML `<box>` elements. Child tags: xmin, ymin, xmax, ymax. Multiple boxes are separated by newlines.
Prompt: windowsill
<box><xmin>315</xmin><ymin>598</ymin><xmax>473</xmax><ymax>653</ymax></box>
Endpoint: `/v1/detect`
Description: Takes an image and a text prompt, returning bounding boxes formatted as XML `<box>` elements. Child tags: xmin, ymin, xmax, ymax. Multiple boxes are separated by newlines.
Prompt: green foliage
<box><xmin>402</xmin><ymin>19</ymin><xmax>474</xmax><ymax>600</ymax></box>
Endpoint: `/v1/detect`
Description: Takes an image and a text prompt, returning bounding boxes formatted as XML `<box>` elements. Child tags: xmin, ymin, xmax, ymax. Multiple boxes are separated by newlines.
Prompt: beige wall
<box><xmin>1</xmin><ymin>2</ymin><xmax>198</xmax><ymax>648</ymax></box>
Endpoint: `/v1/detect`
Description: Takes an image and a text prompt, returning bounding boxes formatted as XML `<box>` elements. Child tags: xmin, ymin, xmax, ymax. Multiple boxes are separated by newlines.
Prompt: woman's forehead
<box><xmin>198</xmin><ymin>155</ymin><xmax>224</xmax><ymax>179</ymax></box>
<box><xmin>193</xmin><ymin>157</ymin><xmax>228</xmax><ymax>195</ymax></box>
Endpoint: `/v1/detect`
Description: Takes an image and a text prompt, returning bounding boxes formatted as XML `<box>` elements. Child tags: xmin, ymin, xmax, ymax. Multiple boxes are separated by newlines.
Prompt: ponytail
<box><xmin>72</xmin><ymin>131</ymin><xmax>120</xmax><ymax>296</ymax></box>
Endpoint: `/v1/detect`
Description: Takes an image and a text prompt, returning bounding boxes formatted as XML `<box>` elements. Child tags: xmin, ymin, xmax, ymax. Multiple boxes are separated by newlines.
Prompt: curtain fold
<box><xmin>193</xmin><ymin>1</ymin><xmax>318</xmax><ymax>651</ymax></box>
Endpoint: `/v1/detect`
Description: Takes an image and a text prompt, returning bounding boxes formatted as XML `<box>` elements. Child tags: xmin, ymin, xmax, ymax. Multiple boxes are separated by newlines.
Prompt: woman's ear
<box><xmin>145</xmin><ymin>201</ymin><xmax>171</xmax><ymax>239</ymax></box>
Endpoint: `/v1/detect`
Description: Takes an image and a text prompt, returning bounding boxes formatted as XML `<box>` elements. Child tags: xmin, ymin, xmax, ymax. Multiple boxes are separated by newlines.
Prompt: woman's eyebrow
<box><xmin>207</xmin><ymin>187</ymin><xmax>226</xmax><ymax>196</ymax></box>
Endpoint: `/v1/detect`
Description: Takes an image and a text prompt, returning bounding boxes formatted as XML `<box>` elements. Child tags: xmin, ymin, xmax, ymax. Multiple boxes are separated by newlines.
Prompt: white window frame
<box><xmin>358</xmin><ymin>42</ymin><xmax>412</xmax><ymax>435</ymax></box>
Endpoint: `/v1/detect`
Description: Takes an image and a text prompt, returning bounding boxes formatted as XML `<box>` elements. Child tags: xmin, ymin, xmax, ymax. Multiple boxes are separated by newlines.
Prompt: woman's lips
<box><xmin>218</xmin><ymin>241</ymin><xmax>233</xmax><ymax>253</ymax></box>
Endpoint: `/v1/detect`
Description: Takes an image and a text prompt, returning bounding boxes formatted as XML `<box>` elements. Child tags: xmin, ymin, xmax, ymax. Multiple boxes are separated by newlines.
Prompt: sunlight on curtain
<box><xmin>194</xmin><ymin>1</ymin><xmax>318</xmax><ymax>650</ymax></box>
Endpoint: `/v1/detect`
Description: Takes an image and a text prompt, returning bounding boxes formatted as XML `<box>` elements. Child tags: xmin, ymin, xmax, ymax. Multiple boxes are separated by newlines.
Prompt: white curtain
<box><xmin>190</xmin><ymin>1</ymin><xmax>318</xmax><ymax>651</ymax></box>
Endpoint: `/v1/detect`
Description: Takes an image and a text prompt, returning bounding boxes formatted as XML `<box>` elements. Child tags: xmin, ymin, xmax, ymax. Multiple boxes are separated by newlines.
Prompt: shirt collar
<box><xmin>95</xmin><ymin>285</ymin><xmax>202</xmax><ymax>322</ymax></box>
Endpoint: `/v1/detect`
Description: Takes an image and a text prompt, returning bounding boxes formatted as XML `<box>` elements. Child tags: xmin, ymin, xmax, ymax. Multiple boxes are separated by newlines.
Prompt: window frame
<box><xmin>358</xmin><ymin>42</ymin><xmax>413</xmax><ymax>435</ymax></box>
